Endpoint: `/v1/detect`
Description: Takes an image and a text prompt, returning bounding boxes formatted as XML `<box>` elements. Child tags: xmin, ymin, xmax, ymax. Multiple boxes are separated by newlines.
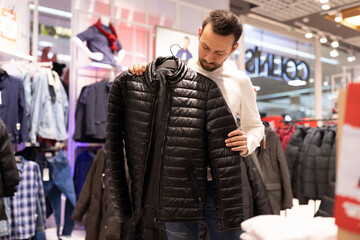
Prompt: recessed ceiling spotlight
<box><xmin>331</xmin><ymin>40</ymin><xmax>339</xmax><ymax>48</ymax></box>
<box><xmin>320</xmin><ymin>0</ymin><xmax>328</xmax><ymax>3</ymax></box>
<box><xmin>347</xmin><ymin>56</ymin><xmax>356</xmax><ymax>62</ymax></box>
<box><xmin>322</xmin><ymin>4</ymin><xmax>331</xmax><ymax>10</ymax></box>
<box><xmin>335</xmin><ymin>12</ymin><xmax>343</xmax><ymax>22</ymax></box>
<box><xmin>320</xmin><ymin>36</ymin><xmax>328</xmax><ymax>43</ymax></box>
<box><xmin>305</xmin><ymin>32</ymin><xmax>313</xmax><ymax>38</ymax></box>
<box><xmin>330</xmin><ymin>49</ymin><xmax>339</xmax><ymax>57</ymax></box>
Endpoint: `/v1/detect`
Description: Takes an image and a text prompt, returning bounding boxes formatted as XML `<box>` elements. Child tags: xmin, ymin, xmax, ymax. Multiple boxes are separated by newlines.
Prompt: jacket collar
<box><xmin>145</xmin><ymin>56</ymin><xmax>188</xmax><ymax>87</ymax></box>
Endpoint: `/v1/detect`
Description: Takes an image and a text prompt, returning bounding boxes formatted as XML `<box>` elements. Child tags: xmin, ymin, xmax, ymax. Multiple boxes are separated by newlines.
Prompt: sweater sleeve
<box><xmin>106</xmin><ymin>75</ymin><xmax>132</xmax><ymax>222</ymax></box>
<box><xmin>239</xmin><ymin>75</ymin><xmax>264</xmax><ymax>156</ymax></box>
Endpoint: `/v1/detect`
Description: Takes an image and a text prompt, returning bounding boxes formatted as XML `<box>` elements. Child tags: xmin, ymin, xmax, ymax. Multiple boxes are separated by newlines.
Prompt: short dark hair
<box><xmin>201</xmin><ymin>9</ymin><xmax>243</xmax><ymax>47</ymax></box>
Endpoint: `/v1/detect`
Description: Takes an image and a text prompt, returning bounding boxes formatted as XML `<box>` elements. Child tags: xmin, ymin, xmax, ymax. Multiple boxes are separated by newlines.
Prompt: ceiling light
<box><xmin>344</xmin><ymin>15</ymin><xmax>360</xmax><ymax>26</ymax></box>
<box><xmin>323</xmin><ymin>81</ymin><xmax>329</xmax><ymax>86</ymax></box>
<box><xmin>335</xmin><ymin>12</ymin><xmax>343</xmax><ymax>22</ymax></box>
<box><xmin>320</xmin><ymin>0</ymin><xmax>328</xmax><ymax>3</ymax></box>
<box><xmin>330</xmin><ymin>49</ymin><xmax>339</xmax><ymax>57</ymax></box>
<box><xmin>288</xmin><ymin>80</ymin><xmax>307</xmax><ymax>86</ymax></box>
<box><xmin>29</xmin><ymin>4</ymin><xmax>72</xmax><ymax>18</ymax></box>
<box><xmin>305</xmin><ymin>32</ymin><xmax>313</xmax><ymax>38</ymax></box>
<box><xmin>319</xmin><ymin>36</ymin><xmax>328</xmax><ymax>43</ymax></box>
<box><xmin>331</xmin><ymin>40</ymin><xmax>339</xmax><ymax>48</ymax></box>
<box><xmin>322</xmin><ymin>4</ymin><xmax>331</xmax><ymax>10</ymax></box>
<box><xmin>347</xmin><ymin>56</ymin><xmax>356</xmax><ymax>62</ymax></box>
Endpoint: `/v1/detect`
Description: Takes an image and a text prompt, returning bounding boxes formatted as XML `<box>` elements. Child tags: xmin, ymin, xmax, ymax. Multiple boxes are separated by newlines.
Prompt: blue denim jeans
<box><xmin>37</xmin><ymin>150</ymin><xmax>76</xmax><ymax>238</ymax></box>
<box><xmin>166</xmin><ymin>181</ymin><xmax>243</xmax><ymax>240</ymax></box>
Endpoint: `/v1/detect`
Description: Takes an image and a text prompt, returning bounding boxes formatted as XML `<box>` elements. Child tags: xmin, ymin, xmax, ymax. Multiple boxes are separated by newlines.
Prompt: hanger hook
<box><xmin>170</xmin><ymin>44</ymin><xmax>181</xmax><ymax>57</ymax></box>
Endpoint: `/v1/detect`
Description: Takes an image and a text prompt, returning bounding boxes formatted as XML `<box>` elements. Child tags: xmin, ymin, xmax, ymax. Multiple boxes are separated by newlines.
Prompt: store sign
<box><xmin>245</xmin><ymin>47</ymin><xmax>310</xmax><ymax>82</ymax></box>
<box><xmin>1</xmin><ymin>8</ymin><xmax>17</xmax><ymax>41</ymax></box>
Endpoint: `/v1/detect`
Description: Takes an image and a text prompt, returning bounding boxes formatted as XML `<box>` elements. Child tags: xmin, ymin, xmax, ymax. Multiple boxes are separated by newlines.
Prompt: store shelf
<box><xmin>0</xmin><ymin>47</ymin><xmax>34</xmax><ymax>62</ymax></box>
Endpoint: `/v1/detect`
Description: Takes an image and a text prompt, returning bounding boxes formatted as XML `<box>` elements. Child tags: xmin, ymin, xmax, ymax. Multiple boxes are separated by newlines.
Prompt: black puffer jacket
<box><xmin>106</xmin><ymin>56</ymin><xmax>244</xmax><ymax>231</ymax></box>
<box><xmin>302</xmin><ymin>128</ymin><xmax>324</xmax><ymax>200</ymax></box>
<box><xmin>315</xmin><ymin>128</ymin><xmax>336</xmax><ymax>199</ymax></box>
<box><xmin>285</xmin><ymin>126</ymin><xmax>309</xmax><ymax>204</ymax></box>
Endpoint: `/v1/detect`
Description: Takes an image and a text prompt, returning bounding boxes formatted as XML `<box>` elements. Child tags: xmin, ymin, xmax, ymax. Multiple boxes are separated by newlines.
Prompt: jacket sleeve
<box><xmin>0</xmin><ymin>119</ymin><xmax>20</xmax><ymax>197</ymax></box>
<box><xmin>106</xmin><ymin>75</ymin><xmax>132</xmax><ymax>222</ymax></box>
<box><xmin>17</xmin><ymin>78</ymin><xmax>30</xmax><ymax>143</ymax></box>
<box><xmin>85</xmin><ymin>83</ymin><xmax>97</xmax><ymax>137</ymax></box>
<box><xmin>275</xmin><ymin>134</ymin><xmax>293</xmax><ymax>210</ymax></box>
<box><xmin>205</xmin><ymin>82</ymin><xmax>244</xmax><ymax>230</ymax></box>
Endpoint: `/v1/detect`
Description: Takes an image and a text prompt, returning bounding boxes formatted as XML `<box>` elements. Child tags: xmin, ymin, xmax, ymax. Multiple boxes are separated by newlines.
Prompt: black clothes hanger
<box><xmin>156</xmin><ymin>44</ymin><xmax>182</xmax><ymax>70</ymax></box>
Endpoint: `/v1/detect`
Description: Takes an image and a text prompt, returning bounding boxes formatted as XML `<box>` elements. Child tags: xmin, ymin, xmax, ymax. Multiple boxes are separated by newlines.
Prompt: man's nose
<box><xmin>204</xmin><ymin>53</ymin><xmax>214</xmax><ymax>63</ymax></box>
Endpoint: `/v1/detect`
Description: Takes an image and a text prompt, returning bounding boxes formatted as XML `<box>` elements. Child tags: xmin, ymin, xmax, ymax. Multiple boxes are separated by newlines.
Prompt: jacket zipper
<box><xmin>155</xmin><ymin>81</ymin><xmax>171</xmax><ymax>225</ymax></box>
<box><xmin>140</xmin><ymin>90</ymin><xmax>158</xmax><ymax>223</ymax></box>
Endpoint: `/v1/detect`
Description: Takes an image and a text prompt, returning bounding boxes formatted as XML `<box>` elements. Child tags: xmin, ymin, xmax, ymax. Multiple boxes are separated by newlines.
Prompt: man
<box><xmin>129</xmin><ymin>9</ymin><xmax>265</xmax><ymax>239</ymax></box>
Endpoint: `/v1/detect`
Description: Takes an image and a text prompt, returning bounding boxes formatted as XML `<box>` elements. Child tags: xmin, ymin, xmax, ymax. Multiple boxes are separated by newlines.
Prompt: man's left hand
<box><xmin>225</xmin><ymin>129</ymin><xmax>248</xmax><ymax>156</ymax></box>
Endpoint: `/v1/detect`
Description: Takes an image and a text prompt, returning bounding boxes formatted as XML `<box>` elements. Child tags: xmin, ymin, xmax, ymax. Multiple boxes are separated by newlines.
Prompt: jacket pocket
<box><xmin>185</xmin><ymin>161</ymin><xmax>201</xmax><ymax>205</ymax></box>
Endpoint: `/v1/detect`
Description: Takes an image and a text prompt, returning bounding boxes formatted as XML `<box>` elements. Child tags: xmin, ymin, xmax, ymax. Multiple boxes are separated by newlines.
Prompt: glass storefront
<box><xmin>232</xmin><ymin>24</ymin><xmax>356</xmax><ymax>119</ymax></box>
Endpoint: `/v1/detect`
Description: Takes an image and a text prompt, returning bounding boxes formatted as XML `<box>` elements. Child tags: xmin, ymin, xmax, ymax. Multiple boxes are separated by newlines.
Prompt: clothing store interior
<box><xmin>0</xmin><ymin>0</ymin><xmax>359</xmax><ymax>239</ymax></box>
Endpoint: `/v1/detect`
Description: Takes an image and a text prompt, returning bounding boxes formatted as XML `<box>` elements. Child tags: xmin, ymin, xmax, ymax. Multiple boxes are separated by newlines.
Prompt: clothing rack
<box><xmin>279</xmin><ymin>118</ymin><xmax>338</xmax><ymax>122</ymax></box>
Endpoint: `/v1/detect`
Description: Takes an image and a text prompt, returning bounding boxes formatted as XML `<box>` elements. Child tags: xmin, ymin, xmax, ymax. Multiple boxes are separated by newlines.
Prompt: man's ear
<box><xmin>198</xmin><ymin>27</ymin><xmax>202</xmax><ymax>39</ymax></box>
<box><xmin>230</xmin><ymin>43</ymin><xmax>239</xmax><ymax>54</ymax></box>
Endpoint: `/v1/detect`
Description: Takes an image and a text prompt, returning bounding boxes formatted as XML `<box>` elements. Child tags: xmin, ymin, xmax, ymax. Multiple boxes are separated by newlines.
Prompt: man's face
<box><xmin>198</xmin><ymin>23</ymin><xmax>238</xmax><ymax>71</ymax></box>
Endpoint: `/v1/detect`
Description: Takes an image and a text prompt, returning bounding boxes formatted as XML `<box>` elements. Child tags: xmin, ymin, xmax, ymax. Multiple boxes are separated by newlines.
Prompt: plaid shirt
<box><xmin>1</xmin><ymin>158</ymin><xmax>46</xmax><ymax>239</ymax></box>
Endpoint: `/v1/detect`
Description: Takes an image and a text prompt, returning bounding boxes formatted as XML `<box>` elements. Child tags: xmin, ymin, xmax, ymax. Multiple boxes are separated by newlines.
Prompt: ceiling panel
<box><xmin>243</xmin><ymin>0</ymin><xmax>360</xmax><ymax>22</ymax></box>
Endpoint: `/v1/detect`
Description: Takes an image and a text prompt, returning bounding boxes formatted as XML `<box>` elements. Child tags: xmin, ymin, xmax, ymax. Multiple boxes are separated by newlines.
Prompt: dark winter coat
<box><xmin>72</xmin><ymin>148</ymin><xmax>122</xmax><ymax>240</ymax></box>
<box><xmin>315</xmin><ymin>173</ymin><xmax>336</xmax><ymax>217</ymax></box>
<box><xmin>285</xmin><ymin>125</ymin><xmax>309</xmax><ymax>203</ymax></box>
<box><xmin>106</xmin><ymin>56</ymin><xmax>244</xmax><ymax>231</ymax></box>
<box><xmin>242</xmin><ymin>155</ymin><xmax>274</xmax><ymax>219</ymax></box>
<box><xmin>302</xmin><ymin>128</ymin><xmax>324</xmax><ymax>200</ymax></box>
<box><xmin>315</xmin><ymin>128</ymin><xmax>336</xmax><ymax>199</ymax></box>
<box><xmin>255</xmin><ymin>127</ymin><xmax>293</xmax><ymax>214</ymax></box>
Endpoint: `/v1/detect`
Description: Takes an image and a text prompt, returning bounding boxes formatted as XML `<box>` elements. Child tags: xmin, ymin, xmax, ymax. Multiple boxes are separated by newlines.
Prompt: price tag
<box><xmin>43</xmin><ymin>168</ymin><xmax>50</xmax><ymax>181</ymax></box>
<box><xmin>1</xmin><ymin>8</ymin><xmax>17</xmax><ymax>41</ymax></box>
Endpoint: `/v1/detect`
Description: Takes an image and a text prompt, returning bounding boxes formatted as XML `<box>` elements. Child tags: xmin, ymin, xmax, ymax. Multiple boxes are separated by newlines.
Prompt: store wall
<box><xmin>0</xmin><ymin>0</ymin><xmax>30</xmax><ymax>58</ymax></box>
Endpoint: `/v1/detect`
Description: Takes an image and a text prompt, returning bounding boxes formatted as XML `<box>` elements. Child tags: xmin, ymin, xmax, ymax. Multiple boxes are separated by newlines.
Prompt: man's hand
<box><xmin>128</xmin><ymin>63</ymin><xmax>147</xmax><ymax>76</ymax></box>
<box><xmin>225</xmin><ymin>129</ymin><xmax>248</xmax><ymax>156</ymax></box>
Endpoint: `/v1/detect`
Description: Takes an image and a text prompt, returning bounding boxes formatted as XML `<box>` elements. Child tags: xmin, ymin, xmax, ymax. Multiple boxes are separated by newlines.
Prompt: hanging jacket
<box><xmin>106</xmin><ymin>56</ymin><xmax>244</xmax><ymax>231</ymax></box>
<box><xmin>302</xmin><ymin>128</ymin><xmax>324</xmax><ymax>200</ymax></box>
<box><xmin>72</xmin><ymin>148</ymin><xmax>122</xmax><ymax>240</ymax></box>
<box><xmin>284</xmin><ymin>126</ymin><xmax>309</xmax><ymax>204</ymax></box>
<box><xmin>255</xmin><ymin>127</ymin><xmax>293</xmax><ymax>214</ymax></box>
<box><xmin>315</xmin><ymin>173</ymin><xmax>336</xmax><ymax>217</ymax></box>
<box><xmin>315</xmin><ymin>127</ymin><xmax>336</xmax><ymax>199</ymax></box>
<box><xmin>0</xmin><ymin>118</ymin><xmax>20</xmax><ymax>198</ymax></box>
<box><xmin>242</xmin><ymin>155</ymin><xmax>274</xmax><ymax>219</ymax></box>
<box><xmin>0</xmin><ymin>72</ymin><xmax>29</xmax><ymax>143</ymax></box>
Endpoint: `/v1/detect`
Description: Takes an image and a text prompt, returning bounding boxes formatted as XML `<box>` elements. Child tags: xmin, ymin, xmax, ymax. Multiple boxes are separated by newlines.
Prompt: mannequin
<box><xmin>72</xmin><ymin>17</ymin><xmax>125</xmax><ymax>65</ymax></box>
